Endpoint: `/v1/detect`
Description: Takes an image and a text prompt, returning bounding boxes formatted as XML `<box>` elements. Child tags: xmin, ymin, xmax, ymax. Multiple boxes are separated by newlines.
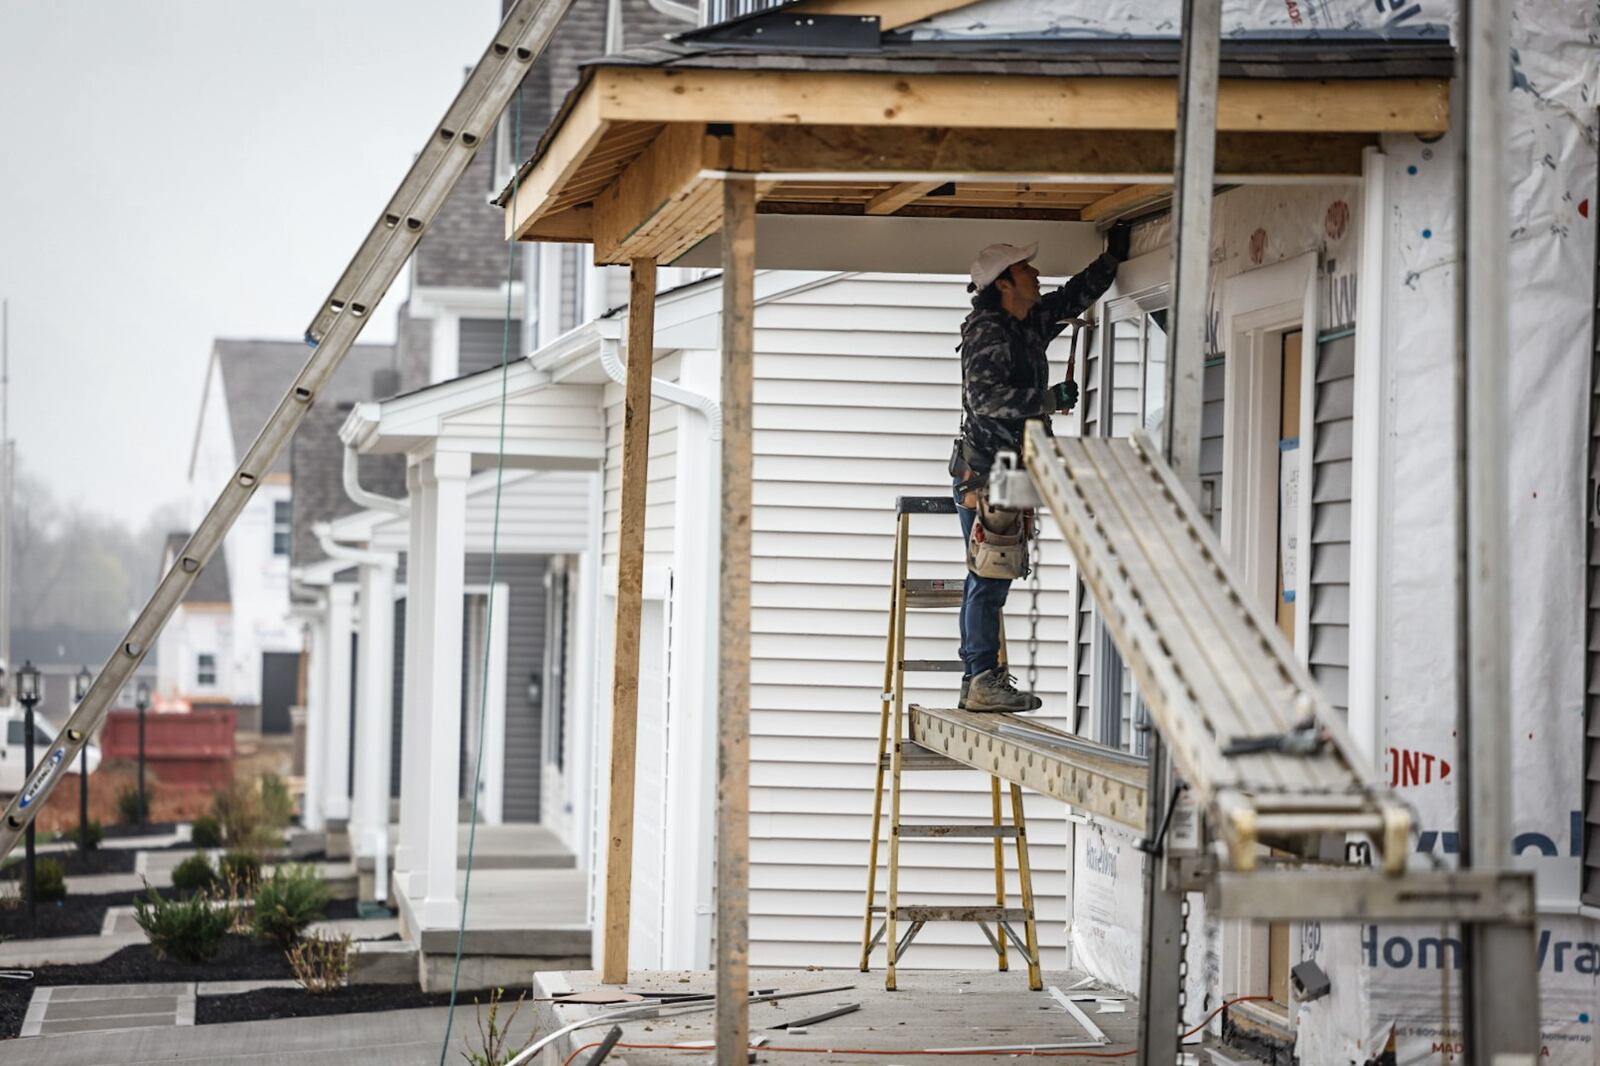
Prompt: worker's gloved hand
<box><xmin>1050</xmin><ymin>380</ymin><xmax>1079</xmax><ymax>412</ymax></box>
<box><xmin>1106</xmin><ymin>221</ymin><xmax>1133</xmax><ymax>262</ymax></box>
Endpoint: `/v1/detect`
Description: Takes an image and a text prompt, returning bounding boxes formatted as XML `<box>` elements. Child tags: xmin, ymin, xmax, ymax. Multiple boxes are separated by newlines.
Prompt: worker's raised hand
<box><xmin>1106</xmin><ymin>221</ymin><xmax>1133</xmax><ymax>262</ymax></box>
<box><xmin>1050</xmin><ymin>380</ymin><xmax>1079</xmax><ymax>413</ymax></box>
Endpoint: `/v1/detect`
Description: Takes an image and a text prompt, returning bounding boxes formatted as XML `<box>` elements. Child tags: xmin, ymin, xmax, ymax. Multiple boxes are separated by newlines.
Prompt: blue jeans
<box><xmin>955</xmin><ymin>481</ymin><xmax>1011</xmax><ymax>678</ymax></box>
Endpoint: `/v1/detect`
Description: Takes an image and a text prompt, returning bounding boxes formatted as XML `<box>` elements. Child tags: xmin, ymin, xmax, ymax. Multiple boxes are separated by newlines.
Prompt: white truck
<box><xmin>0</xmin><ymin>706</ymin><xmax>100</xmax><ymax>797</ymax></box>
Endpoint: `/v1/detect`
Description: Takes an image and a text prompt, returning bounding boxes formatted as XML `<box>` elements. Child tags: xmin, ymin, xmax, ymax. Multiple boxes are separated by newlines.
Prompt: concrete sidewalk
<box><xmin>0</xmin><ymin>1004</ymin><xmax>535</xmax><ymax>1065</ymax></box>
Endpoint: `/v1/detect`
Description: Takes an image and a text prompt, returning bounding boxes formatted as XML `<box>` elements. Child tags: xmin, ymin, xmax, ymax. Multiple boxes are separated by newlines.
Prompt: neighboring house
<box><xmin>11</xmin><ymin>626</ymin><xmax>154</xmax><ymax>723</ymax></box>
<box><xmin>153</xmin><ymin>534</ymin><xmax>232</xmax><ymax>707</ymax></box>
<box><xmin>490</xmin><ymin>0</ymin><xmax>1598</xmax><ymax>1061</ymax></box>
<box><xmin>181</xmin><ymin>338</ymin><xmax>396</xmax><ymax>731</ymax></box>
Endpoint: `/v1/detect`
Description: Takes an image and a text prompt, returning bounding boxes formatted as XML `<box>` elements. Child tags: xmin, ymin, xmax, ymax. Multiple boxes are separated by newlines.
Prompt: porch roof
<box><xmin>339</xmin><ymin>361</ymin><xmax>604</xmax><ymax>469</ymax></box>
<box><xmin>499</xmin><ymin>22</ymin><xmax>1452</xmax><ymax>268</ymax></box>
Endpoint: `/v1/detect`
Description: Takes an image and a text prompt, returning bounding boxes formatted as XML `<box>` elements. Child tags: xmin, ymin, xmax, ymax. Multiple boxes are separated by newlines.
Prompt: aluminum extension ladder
<box><xmin>0</xmin><ymin>0</ymin><xmax>575</xmax><ymax>860</ymax></box>
<box><xmin>858</xmin><ymin>495</ymin><xmax>1042</xmax><ymax>992</ymax></box>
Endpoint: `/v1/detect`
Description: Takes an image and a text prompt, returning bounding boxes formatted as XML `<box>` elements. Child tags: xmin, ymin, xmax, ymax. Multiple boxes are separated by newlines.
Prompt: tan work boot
<box><xmin>960</xmin><ymin>668</ymin><xmax>1042</xmax><ymax>713</ymax></box>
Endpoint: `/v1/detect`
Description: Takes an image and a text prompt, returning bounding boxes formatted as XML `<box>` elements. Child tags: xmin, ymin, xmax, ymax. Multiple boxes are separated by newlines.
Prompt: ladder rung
<box><xmin>903</xmin><ymin>579</ymin><xmax>965</xmax><ymax>609</ymax></box>
<box><xmin>894</xmin><ymin>906</ymin><xmax>1030</xmax><ymax>922</ymax></box>
<box><xmin>901</xmin><ymin>659</ymin><xmax>964</xmax><ymax>672</ymax></box>
<box><xmin>897</xmin><ymin>824</ymin><xmax>1019</xmax><ymax>839</ymax></box>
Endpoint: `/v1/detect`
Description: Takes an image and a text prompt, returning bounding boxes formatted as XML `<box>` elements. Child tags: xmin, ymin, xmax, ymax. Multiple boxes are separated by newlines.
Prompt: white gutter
<box><xmin>343</xmin><ymin>445</ymin><xmax>407</xmax><ymax>517</ymax></box>
<box><xmin>595</xmin><ymin>320</ymin><xmax>721</xmax><ymax>441</ymax></box>
<box><xmin>314</xmin><ymin>523</ymin><xmax>397</xmax><ymax>568</ymax></box>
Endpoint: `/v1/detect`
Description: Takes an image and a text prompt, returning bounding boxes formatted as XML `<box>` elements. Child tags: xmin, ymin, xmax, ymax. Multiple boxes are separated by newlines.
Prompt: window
<box><xmin>6</xmin><ymin>721</ymin><xmax>50</xmax><ymax>746</ymax></box>
<box><xmin>197</xmin><ymin>653</ymin><xmax>217</xmax><ymax>687</ymax></box>
<box><xmin>272</xmin><ymin>500</ymin><xmax>291</xmax><ymax>556</ymax></box>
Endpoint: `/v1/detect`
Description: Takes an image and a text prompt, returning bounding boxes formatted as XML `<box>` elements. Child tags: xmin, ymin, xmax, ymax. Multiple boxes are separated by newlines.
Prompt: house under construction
<box><xmin>5</xmin><ymin>0</ymin><xmax>1597</xmax><ymax>1062</ymax></box>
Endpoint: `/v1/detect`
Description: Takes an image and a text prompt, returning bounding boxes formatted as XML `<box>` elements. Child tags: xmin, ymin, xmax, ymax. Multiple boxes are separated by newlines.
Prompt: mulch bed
<box><xmin>99</xmin><ymin>822</ymin><xmax>180</xmax><ymax>840</ymax></box>
<box><xmin>0</xmin><ymin>885</ymin><xmax>181</xmax><ymax>941</ymax></box>
<box><xmin>0</xmin><ymin>848</ymin><xmax>136</xmax><ymax>881</ymax></box>
<box><xmin>16</xmin><ymin>934</ymin><xmax>294</xmax><ymax>988</ymax></box>
<box><xmin>195</xmin><ymin>985</ymin><xmax>460</xmax><ymax>1026</ymax></box>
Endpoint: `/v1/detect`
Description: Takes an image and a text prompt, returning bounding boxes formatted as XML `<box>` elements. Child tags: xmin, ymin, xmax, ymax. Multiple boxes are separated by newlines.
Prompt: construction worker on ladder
<box><xmin>952</xmin><ymin>224</ymin><xmax>1131</xmax><ymax>712</ymax></box>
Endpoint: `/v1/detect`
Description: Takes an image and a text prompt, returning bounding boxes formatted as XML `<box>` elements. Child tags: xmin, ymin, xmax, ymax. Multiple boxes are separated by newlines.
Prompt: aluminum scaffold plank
<box><xmin>1021</xmin><ymin>424</ymin><xmax>1410</xmax><ymax>874</ymax></box>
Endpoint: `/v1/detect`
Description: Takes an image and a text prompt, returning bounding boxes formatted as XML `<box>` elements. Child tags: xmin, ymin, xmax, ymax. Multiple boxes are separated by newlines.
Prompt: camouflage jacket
<box><xmin>958</xmin><ymin>252</ymin><xmax>1120</xmax><ymax>473</ymax></box>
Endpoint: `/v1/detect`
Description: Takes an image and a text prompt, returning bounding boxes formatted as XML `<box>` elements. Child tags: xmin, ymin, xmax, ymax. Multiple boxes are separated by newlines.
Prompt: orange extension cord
<box><xmin>560</xmin><ymin>996</ymin><xmax>1273</xmax><ymax>1066</ymax></box>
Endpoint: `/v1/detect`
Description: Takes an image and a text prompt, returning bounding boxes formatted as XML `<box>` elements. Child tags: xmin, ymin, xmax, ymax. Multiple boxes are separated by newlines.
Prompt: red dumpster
<box><xmin>102</xmin><ymin>708</ymin><xmax>236</xmax><ymax>789</ymax></box>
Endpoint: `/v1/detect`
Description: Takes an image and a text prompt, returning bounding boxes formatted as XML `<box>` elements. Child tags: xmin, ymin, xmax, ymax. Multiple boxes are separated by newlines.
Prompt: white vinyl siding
<box><xmin>601</xmin><ymin>351</ymin><xmax>682</xmax><ymax>579</ymax></box>
<box><xmin>1585</xmin><ymin>237</ymin><xmax>1600</xmax><ymax>907</ymax></box>
<box><xmin>746</xmin><ymin>274</ymin><xmax>1073</xmax><ymax>970</ymax></box>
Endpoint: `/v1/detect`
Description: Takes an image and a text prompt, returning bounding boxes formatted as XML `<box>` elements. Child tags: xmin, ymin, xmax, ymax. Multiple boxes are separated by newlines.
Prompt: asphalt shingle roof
<box><xmin>213</xmin><ymin>339</ymin><xmax>398</xmax><ymax>474</ymax></box>
<box><xmin>290</xmin><ymin>405</ymin><xmax>406</xmax><ymax>570</ymax></box>
<box><xmin>164</xmin><ymin>531</ymin><xmax>231</xmax><ymax>605</ymax></box>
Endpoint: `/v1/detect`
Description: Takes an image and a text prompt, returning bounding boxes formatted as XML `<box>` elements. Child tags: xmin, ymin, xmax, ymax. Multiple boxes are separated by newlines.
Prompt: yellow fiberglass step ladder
<box><xmin>0</xmin><ymin>0</ymin><xmax>574</xmax><ymax>858</ymax></box>
<box><xmin>857</xmin><ymin>494</ymin><xmax>1042</xmax><ymax>993</ymax></box>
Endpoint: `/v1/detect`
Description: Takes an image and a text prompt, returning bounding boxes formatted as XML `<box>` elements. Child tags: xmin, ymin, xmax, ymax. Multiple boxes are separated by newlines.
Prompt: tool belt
<box><xmin>951</xmin><ymin>438</ymin><xmax>1033</xmax><ymax>580</ymax></box>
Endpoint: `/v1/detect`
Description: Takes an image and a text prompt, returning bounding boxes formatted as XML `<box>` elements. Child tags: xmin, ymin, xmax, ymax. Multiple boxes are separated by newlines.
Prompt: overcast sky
<box><xmin>0</xmin><ymin>0</ymin><xmax>500</xmax><ymax>526</ymax></box>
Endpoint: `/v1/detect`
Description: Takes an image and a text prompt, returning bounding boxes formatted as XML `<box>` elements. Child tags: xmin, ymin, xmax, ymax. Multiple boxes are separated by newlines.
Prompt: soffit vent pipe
<box><xmin>343</xmin><ymin>444</ymin><xmax>407</xmax><ymax>516</ymax></box>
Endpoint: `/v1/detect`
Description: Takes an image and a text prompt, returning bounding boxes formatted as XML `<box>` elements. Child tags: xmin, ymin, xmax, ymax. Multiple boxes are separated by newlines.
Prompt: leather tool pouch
<box><xmin>967</xmin><ymin>495</ymin><xmax>1033</xmax><ymax>580</ymax></box>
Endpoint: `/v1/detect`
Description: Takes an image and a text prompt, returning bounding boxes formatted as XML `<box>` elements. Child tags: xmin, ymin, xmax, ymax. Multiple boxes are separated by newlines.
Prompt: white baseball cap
<box><xmin>969</xmin><ymin>241</ymin><xmax>1038</xmax><ymax>290</ymax></box>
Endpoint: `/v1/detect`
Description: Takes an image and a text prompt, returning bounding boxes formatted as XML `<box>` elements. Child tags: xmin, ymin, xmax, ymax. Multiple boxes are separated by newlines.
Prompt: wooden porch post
<box><xmin>602</xmin><ymin>257</ymin><xmax>658</xmax><ymax>984</ymax></box>
<box><xmin>716</xmin><ymin>177</ymin><xmax>755</xmax><ymax>1065</ymax></box>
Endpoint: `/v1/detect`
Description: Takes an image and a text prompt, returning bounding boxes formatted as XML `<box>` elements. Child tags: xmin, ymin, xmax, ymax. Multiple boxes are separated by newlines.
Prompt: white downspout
<box><xmin>315</xmin><ymin>523</ymin><xmax>398</xmax><ymax>905</ymax></box>
<box><xmin>344</xmin><ymin>445</ymin><xmax>408</xmax><ymax>516</ymax></box>
<box><xmin>597</xmin><ymin>332</ymin><xmax>722</xmax><ymax>441</ymax></box>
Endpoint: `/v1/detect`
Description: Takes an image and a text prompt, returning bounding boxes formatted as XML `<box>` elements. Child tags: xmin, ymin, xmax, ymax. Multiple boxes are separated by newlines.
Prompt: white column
<box><xmin>322</xmin><ymin>584</ymin><xmax>357</xmax><ymax>824</ymax></box>
<box><xmin>394</xmin><ymin>456</ymin><xmax>432</xmax><ymax>897</ymax></box>
<box><xmin>475</xmin><ymin>583</ymin><xmax>509</xmax><ymax>826</ymax></box>
<box><xmin>416</xmin><ymin>449</ymin><xmax>469</xmax><ymax>929</ymax></box>
<box><xmin>351</xmin><ymin>559</ymin><xmax>397</xmax><ymax>869</ymax></box>
<box><xmin>302</xmin><ymin>608</ymin><xmax>330</xmax><ymax>833</ymax></box>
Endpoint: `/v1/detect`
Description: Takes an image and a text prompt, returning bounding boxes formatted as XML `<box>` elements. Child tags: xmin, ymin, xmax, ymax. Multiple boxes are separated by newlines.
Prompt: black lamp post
<box><xmin>16</xmin><ymin>660</ymin><xmax>41</xmax><ymax>927</ymax></box>
<box><xmin>134</xmin><ymin>680</ymin><xmax>150</xmax><ymax>827</ymax></box>
<box><xmin>74</xmin><ymin>666</ymin><xmax>92</xmax><ymax>847</ymax></box>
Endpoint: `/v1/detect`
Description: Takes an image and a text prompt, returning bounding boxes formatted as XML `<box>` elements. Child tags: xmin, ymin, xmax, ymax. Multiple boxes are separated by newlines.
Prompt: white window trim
<box><xmin>197</xmin><ymin>652</ymin><xmax>218</xmax><ymax>689</ymax></box>
<box><xmin>1219</xmin><ymin>250</ymin><xmax>1319</xmax><ymax>657</ymax></box>
<box><xmin>1348</xmin><ymin>147</ymin><xmax>1388</xmax><ymax>765</ymax></box>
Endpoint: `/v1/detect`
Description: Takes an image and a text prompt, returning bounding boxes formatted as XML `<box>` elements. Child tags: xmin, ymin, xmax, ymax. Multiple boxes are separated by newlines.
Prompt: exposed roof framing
<box><xmin>500</xmin><ymin>38</ymin><xmax>1452</xmax><ymax>264</ymax></box>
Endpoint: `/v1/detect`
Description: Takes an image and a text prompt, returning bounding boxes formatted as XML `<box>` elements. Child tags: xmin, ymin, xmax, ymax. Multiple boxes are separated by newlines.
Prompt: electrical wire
<box><xmin>436</xmin><ymin>85</ymin><xmax>522</xmax><ymax>1066</ymax></box>
<box><xmin>557</xmin><ymin>996</ymin><xmax>1273</xmax><ymax>1066</ymax></box>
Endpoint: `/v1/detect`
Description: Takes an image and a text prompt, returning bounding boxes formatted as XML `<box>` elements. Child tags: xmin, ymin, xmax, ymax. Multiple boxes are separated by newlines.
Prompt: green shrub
<box><xmin>171</xmin><ymin>854</ymin><xmax>219</xmax><ymax>896</ymax></box>
<box><xmin>33</xmin><ymin>859</ymin><xmax>66</xmax><ymax>903</ymax></box>
<box><xmin>76</xmin><ymin>819</ymin><xmax>103</xmax><ymax>852</ymax></box>
<box><xmin>259</xmin><ymin>773</ymin><xmax>293</xmax><ymax>829</ymax></box>
<box><xmin>133</xmin><ymin>887</ymin><xmax>230</xmax><ymax>963</ymax></box>
<box><xmin>221</xmin><ymin>850</ymin><xmax>262</xmax><ymax>894</ymax></box>
<box><xmin>190</xmin><ymin>814</ymin><xmax>223</xmax><ymax>848</ymax></box>
<box><xmin>116</xmin><ymin>786</ymin><xmax>150</xmax><ymax>826</ymax></box>
<box><xmin>251</xmin><ymin>864</ymin><xmax>328</xmax><ymax>947</ymax></box>
<box><xmin>210</xmin><ymin>781</ymin><xmax>265</xmax><ymax>848</ymax></box>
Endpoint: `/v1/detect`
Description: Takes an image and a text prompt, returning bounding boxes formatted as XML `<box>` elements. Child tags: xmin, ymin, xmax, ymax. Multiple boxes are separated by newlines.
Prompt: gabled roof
<box><xmin>164</xmin><ymin>531</ymin><xmax>231</xmax><ymax>606</ymax></box>
<box><xmin>191</xmin><ymin>339</ymin><xmax>398</xmax><ymax>478</ymax></box>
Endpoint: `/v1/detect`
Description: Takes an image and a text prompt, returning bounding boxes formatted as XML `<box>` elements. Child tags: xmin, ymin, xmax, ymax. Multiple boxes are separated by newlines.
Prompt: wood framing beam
<box><xmin>715</xmin><ymin>176</ymin><xmax>755</xmax><ymax>1066</ymax></box>
<box><xmin>601</xmin><ymin>257</ymin><xmax>657</xmax><ymax>984</ymax></box>
<box><xmin>790</xmin><ymin>0</ymin><xmax>979</xmax><ymax>30</ymax></box>
<box><xmin>863</xmin><ymin>180</ymin><xmax>944</xmax><ymax>215</ymax></box>
<box><xmin>1080</xmin><ymin>183</ymin><xmax>1171</xmax><ymax>222</ymax></box>
<box><xmin>505</xmin><ymin>91</ymin><xmax>608</xmax><ymax>241</ymax></box>
<box><xmin>589</xmin><ymin>68</ymin><xmax>1450</xmax><ymax>134</ymax></box>
<box><xmin>593</xmin><ymin>124</ymin><xmax>732</xmax><ymax>264</ymax></box>
<box><xmin>754</xmin><ymin>126</ymin><xmax>1374</xmax><ymax>179</ymax></box>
